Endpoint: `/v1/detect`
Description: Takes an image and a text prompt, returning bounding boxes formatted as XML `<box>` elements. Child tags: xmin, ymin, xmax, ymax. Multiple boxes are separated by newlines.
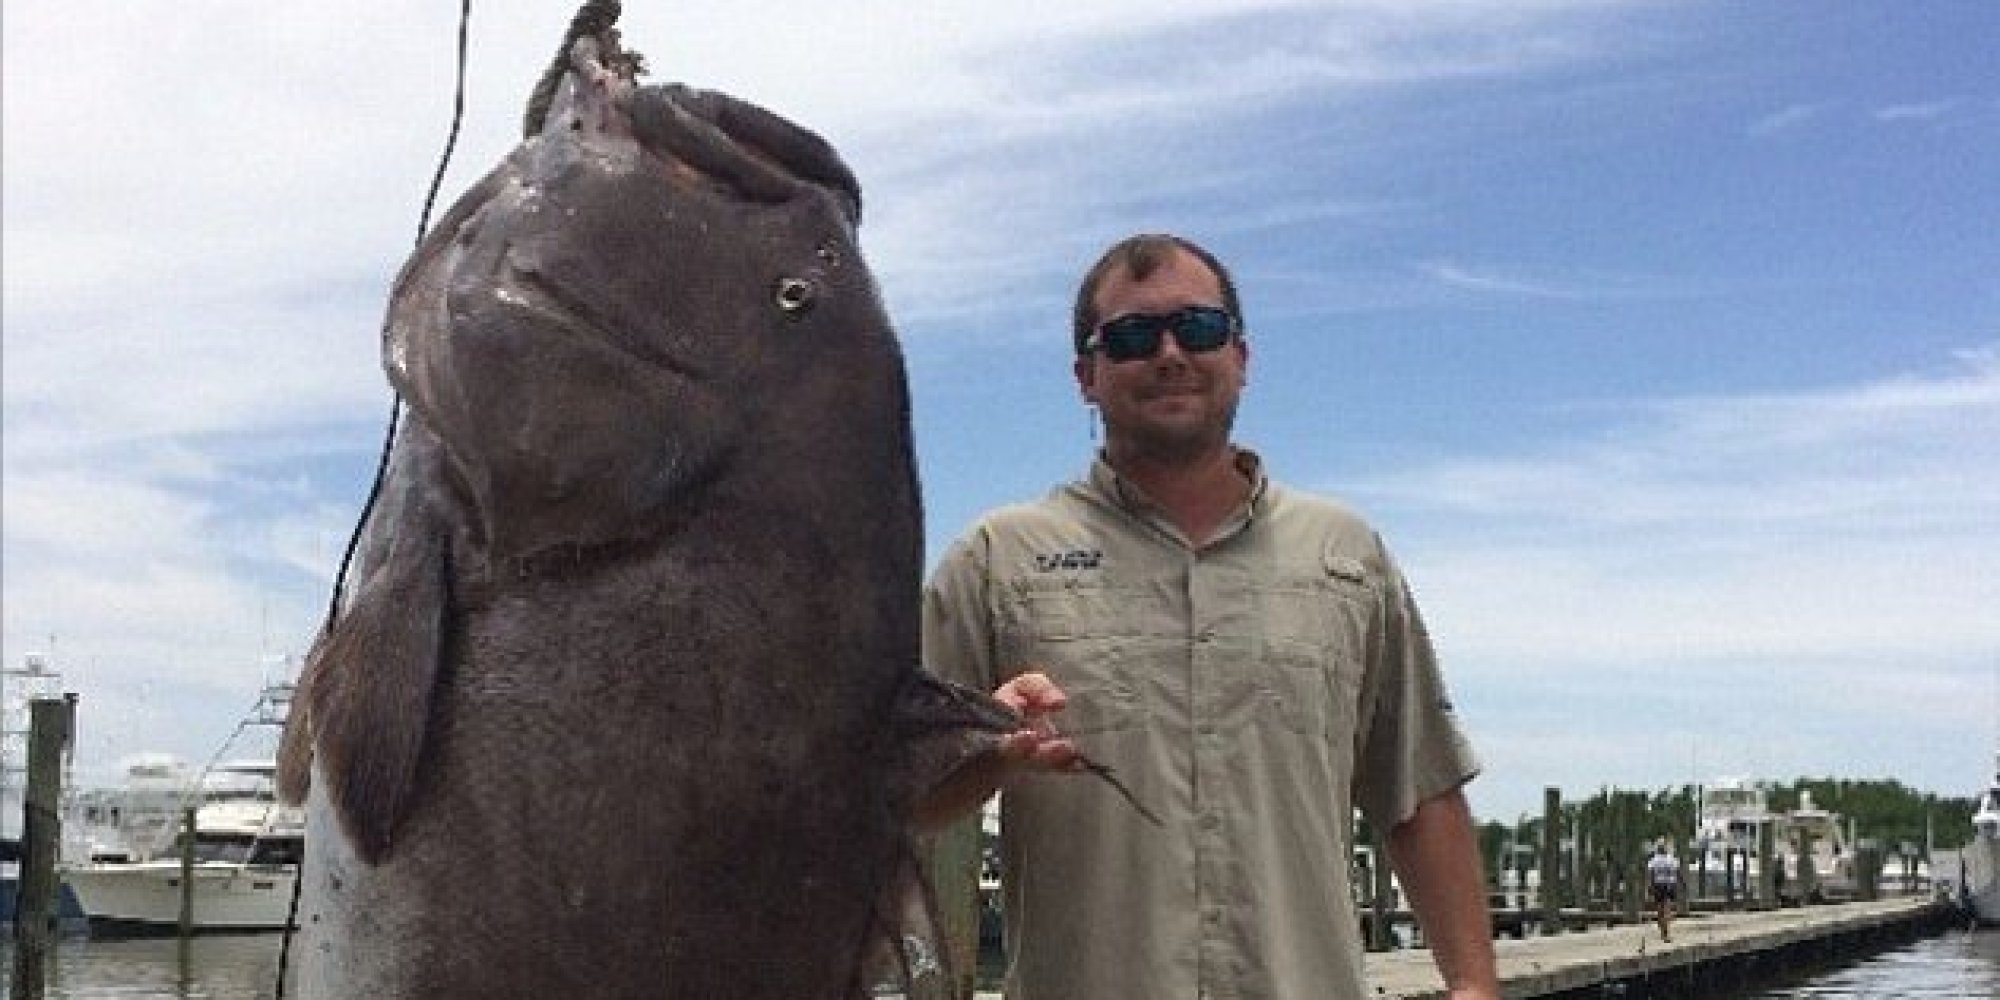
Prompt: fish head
<box><xmin>383</xmin><ymin>47</ymin><xmax>911</xmax><ymax>568</ymax></box>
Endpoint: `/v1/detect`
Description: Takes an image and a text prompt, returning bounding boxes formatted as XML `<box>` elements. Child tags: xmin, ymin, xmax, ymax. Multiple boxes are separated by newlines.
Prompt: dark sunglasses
<box><xmin>1088</xmin><ymin>305</ymin><xmax>1238</xmax><ymax>362</ymax></box>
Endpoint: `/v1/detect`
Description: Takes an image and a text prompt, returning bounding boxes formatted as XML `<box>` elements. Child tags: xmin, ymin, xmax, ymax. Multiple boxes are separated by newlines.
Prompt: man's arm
<box><xmin>1387</xmin><ymin>787</ymin><xmax>1500</xmax><ymax>1000</ymax></box>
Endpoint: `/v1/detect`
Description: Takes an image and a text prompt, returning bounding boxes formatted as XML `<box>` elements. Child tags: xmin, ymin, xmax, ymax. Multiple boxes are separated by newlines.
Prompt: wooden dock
<box><xmin>950</xmin><ymin>897</ymin><xmax>1946</xmax><ymax>999</ymax></box>
<box><xmin>1365</xmin><ymin>896</ymin><xmax>1949</xmax><ymax>999</ymax></box>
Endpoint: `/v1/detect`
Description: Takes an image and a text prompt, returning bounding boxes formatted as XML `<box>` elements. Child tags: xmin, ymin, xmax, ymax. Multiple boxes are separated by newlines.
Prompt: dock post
<box><xmin>1793</xmin><ymin>828</ymin><xmax>1819</xmax><ymax>904</ymax></box>
<box><xmin>1367</xmin><ymin>826</ymin><xmax>1395</xmax><ymax>951</ymax></box>
<box><xmin>1854</xmin><ymin>842</ymin><xmax>1882</xmax><ymax>902</ymax></box>
<box><xmin>1539</xmin><ymin>787</ymin><xmax>1562</xmax><ymax>935</ymax></box>
<box><xmin>178</xmin><ymin>806</ymin><xmax>197</xmax><ymax>941</ymax></box>
<box><xmin>923</xmin><ymin>816</ymin><xmax>982</xmax><ymax>1000</ymax></box>
<box><xmin>1757</xmin><ymin>822</ymin><xmax>1778</xmax><ymax>908</ymax></box>
<box><xmin>9</xmin><ymin>694</ymin><xmax>77</xmax><ymax>1000</ymax></box>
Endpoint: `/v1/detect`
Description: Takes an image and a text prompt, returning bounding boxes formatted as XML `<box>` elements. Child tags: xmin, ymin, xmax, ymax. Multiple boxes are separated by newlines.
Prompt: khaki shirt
<box><xmin>922</xmin><ymin>452</ymin><xmax>1478</xmax><ymax>1000</ymax></box>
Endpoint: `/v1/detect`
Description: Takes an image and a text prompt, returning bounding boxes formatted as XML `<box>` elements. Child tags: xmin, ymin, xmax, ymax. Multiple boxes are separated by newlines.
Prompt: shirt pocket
<box><xmin>999</xmin><ymin>581</ymin><xmax>1146</xmax><ymax>736</ymax></box>
<box><xmin>1248</xmin><ymin>569</ymin><xmax>1373</xmax><ymax>738</ymax></box>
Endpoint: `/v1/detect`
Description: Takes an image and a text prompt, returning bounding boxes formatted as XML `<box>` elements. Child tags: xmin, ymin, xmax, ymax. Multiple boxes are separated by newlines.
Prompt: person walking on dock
<box><xmin>918</xmin><ymin>233</ymin><xmax>1498</xmax><ymax>1000</ymax></box>
<box><xmin>1647</xmin><ymin>840</ymin><xmax>1683</xmax><ymax>943</ymax></box>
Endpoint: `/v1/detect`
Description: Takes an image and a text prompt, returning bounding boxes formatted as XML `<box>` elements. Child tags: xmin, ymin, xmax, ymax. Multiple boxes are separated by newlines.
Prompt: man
<box><xmin>918</xmin><ymin>233</ymin><xmax>1499</xmax><ymax>999</ymax></box>
<box><xmin>1647</xmin><ymin>841</ymin><xmax>1683</xmax><ymax>943</ymax></box>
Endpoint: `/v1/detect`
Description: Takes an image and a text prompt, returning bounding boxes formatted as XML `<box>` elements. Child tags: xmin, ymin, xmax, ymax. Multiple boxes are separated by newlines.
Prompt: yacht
<box><xmin>1689</xmin><ymin>777</ymin><xmax>1775</xmax><ymax>896</ymax></box>
<box><xmin>61</xmin><ymin>679</ymin><xmax>303</xmax><ymax>934</ymax></box>
<box><xmin>61</xmin><ymin>759</ymin><xmax>303</xmax><ymax>934</ymax></box>
<box><xmin>1950</xmin><ymin>751</ymin><xmax>2000</xmax><ymax>924</ymax></box>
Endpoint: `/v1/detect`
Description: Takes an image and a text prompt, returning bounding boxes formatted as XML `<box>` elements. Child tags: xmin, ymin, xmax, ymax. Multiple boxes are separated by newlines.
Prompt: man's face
<box><xmin>1074</xmin><ymin>248</ymin><xmax>1248</xmax><ymax>463</ymax></box>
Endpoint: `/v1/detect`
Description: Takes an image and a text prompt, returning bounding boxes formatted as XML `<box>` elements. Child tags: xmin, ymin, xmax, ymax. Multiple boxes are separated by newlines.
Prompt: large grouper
<box><xmin>276</xmin><ymin>8</ymin><xmax>1027</xmax><ymax>998</ymax></box>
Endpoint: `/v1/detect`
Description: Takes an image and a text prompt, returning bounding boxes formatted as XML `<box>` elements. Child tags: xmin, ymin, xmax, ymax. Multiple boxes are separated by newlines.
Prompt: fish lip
<box><xmin>494</xmin><ymin>259</ymin><xmax>705</xmax><ymax>384</ymax></box>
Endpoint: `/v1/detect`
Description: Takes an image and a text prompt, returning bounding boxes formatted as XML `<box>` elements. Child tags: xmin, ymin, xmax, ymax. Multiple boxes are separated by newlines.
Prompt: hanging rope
<box><xmin>275</xmin><ymin>2</ymin><xmax>474</xmax><ymax>994</ymax></box>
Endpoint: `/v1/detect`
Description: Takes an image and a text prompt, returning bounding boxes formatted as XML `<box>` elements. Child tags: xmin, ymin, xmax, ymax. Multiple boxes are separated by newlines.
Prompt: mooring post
<box><xmin>1854</xmin><ymin>842</ymin><xmax>1882</xmax><ymax>902</ymax></box>
<box><xmin>1368</xmin><ymin>826</ymin><xmax>1395</xmax><ymax>951</ymax></box>
<box><xmin>1539</xmin><ymin>787</ymin><xmax>1562</xmax><ymax>934</ymax></box>
<box><xmin>1794</xmin><ymin>828</ymin><xmax>1819</xmax><ymax>904</ymax></box>
<box><xmin>1757</xmin><ymin>822</ymin><xmax>1778</xmax><ymax>908</ymax></box>
<box><xmin>9</xmin><ymin>694</ymin><xmax>77</xmax><ymax>1000</ymax></box>
<box><xmin>923</xmin><ymin>814</ymin><xmax>982</xmax><ymax>1000</ymax></box>
<box><xmin>178</xmin><ymin>805</ymin><xmax>197</xmax><ymax>941</ymax></box>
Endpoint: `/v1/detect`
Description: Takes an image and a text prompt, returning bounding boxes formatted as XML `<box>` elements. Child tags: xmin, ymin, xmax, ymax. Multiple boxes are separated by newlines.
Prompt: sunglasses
<box><xmin>1087</xmin><ymin>305</ymin><xmax>1238</xmax><ymax>362</ymax></box>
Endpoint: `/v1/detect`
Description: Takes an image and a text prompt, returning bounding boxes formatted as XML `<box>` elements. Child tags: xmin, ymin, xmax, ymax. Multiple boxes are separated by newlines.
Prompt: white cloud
<box><xmin>1873</xmin><ymin>99</ymin><xmax>1961</xmax><ymax>122</ymax></box>
<box><xmin>1337</xmin><ymin>347</ymin><xmax>2000</xmax><ymax>811</ymax></box>
<box><xmin>1748</xmin><ymin>102</ymin><xmax>1824</xmax><ymax>137</ymax></box>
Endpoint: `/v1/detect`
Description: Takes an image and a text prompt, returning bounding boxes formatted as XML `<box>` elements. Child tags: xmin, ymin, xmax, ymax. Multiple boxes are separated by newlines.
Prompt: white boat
<box><xmin>66</xmin><ymin>752</ymin><xmax>196</xmax><ymax>864</ymax></box>
<box><xmin>1689</xmin><ymin>777</ymin><xmax>1776</xmax><ymax>895</ymax></box>
<box><xmin>1771</xmin><ymin>789</ymin><xmax>1857</xmax><ymax>899</ymax></box>
<box><xmin>61</xmin><ymin>679</ymin><xmax>303</xmax><ymax>934</ymax></box>
<box><xmin>1950</xmin><ymin>751</ymin><xmax>2000</xmax><ymax>924</ymax></box>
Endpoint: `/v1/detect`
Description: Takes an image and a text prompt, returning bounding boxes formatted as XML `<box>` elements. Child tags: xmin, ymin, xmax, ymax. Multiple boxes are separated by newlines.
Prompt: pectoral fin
<box><xmin>278</xmin><ymin>470</ymin><xmax>452</xmax><ymax>865</ymax></box>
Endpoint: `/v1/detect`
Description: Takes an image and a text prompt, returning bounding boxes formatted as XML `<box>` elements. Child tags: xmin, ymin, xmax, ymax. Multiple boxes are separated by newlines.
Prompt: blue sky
<box><xmin>5</xmin><ymin>1</ymin><xmax>1996</xmax><ymax>825</ymax></box>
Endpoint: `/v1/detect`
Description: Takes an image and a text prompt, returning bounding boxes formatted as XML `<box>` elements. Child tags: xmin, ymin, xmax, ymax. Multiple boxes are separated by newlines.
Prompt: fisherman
<box><xmin>1647</xmin><ymin>840</ymin><xmax>1684</xmax><ymax>943</ymax></box>
<box><xmin>918</xmin><ymin>233</ymin><xmax>1499</xmax><ymax>1000</ymax></box>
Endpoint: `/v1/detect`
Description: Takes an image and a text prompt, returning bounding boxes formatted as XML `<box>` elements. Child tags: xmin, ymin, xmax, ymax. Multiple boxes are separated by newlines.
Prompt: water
<box><xmin>1724</xmin><ymin>925</ymin><xmax>2000</xmax><ymax>999</ymax></box>
<box><xmin>0</xmin><ymin>935</ymin><xmax>287</xmax><ymax>999</ymax></box>
<box><xmin>0</xmin><ymin>927</ymin><xmax>1994</xmax><ymax>997</ymax></box>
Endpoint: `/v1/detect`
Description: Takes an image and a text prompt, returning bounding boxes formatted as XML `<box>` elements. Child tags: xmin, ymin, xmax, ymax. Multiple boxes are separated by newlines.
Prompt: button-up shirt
<box><xmin>922</xmin><ymin>451</ymin><xmax>1479</xmax><ymax>1000</ymax></box>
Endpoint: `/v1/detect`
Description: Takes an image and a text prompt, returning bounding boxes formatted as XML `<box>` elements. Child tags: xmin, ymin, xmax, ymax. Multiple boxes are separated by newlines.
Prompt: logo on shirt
<box><xmin>1033</xmin><ymin>548</ymin><xmax>1103</xmax><ymax>572</ymax></box>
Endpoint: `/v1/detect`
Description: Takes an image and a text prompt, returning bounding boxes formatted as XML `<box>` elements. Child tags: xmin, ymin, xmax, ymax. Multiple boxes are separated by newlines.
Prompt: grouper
<box><xmin>276</xmin><ymin>11</ymin><xmax>1024</xmax><ymax>998</ymax></box>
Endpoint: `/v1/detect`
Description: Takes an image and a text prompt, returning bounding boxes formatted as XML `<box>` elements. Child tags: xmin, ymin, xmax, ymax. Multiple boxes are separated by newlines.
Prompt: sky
<box><xmin>4</xmin><ymin>1</ymin><xmax>1996</xmax><ymax>828</ymax></box>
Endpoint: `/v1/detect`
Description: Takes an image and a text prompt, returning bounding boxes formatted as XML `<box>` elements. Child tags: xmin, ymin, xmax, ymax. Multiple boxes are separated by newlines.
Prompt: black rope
<box><xmin>274</xmin><ymin>3</ymin><xmax>474</xmax><ymax>995</ymax></box>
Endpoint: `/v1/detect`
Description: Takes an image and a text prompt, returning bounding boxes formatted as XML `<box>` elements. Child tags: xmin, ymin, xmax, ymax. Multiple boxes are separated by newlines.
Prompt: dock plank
<box><xmin>1364</xmin><ymin>897</ymin><xmax>1941</xmax><ymax>999</ymax></box>
<box><xmin>948</xmin><ymin>897</ymin><xmax>1940</xmax><ymax>999</ymax></box>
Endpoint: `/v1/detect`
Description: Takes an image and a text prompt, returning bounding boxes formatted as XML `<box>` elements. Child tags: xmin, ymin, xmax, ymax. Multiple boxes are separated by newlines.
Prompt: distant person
<box><xmin>1647</xmin><ymin>841</ymin><xmax>1683</xmax><ymax>942</ymax></box>
<box><xmin>917</xmin><ymin>233</ymin><xmax>1498</xmax><ymax>1000</ymax></box>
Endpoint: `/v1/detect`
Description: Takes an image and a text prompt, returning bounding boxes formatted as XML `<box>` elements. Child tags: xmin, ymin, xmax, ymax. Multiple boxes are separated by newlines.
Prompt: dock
<box><xmin>1364</xmin><ymin>896</ymin><xmax>1949</xmax><ymax>999</ymax></box>
<box><xmin>943</xmin><ymin>897</ymin><xmax>1946</xmax><ymax>999</ymax></box>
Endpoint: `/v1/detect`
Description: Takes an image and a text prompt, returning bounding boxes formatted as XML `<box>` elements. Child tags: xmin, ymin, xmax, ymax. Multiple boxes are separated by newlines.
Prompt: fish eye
<box><xmin>774</xmin><ymin>277</ymin><xmax>816</xmax><ymax>316</ymax></box>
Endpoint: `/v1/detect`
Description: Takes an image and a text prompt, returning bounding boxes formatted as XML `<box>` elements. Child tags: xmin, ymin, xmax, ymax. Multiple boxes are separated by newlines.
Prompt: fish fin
<box><xmin>860</xmin><ymin>840</ymin><xmax>956</xmax><ymax>1000</ymax></box>
<box><xmin>292</xmin><ymin>514</ymin><xmax>451</xmax><ymax>864</ymax></box>
<box><xmin>274</xmin><ymin>638</ymin><xmax>322</xmax><ymax>804</ymax></box>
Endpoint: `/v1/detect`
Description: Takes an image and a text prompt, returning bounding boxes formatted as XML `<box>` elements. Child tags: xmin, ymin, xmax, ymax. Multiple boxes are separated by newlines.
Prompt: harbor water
<box><xmin>1</xmin><ymin>927</ymin><xmax>1996</xmax><ymax>998</ymax></box>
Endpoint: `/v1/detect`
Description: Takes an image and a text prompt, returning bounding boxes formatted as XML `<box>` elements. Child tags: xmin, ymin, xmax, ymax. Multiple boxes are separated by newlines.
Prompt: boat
<box><xmin>1689</xmin><ymin>776</ymin><xmax>1776</xmax><ymax>896</ymax></box>
<box><xmin>1948</xmin><ymin>751</ymin><xmax>2000</xmax><ymax>924</ymax></box>
<box><xmin>66</xmin><ymin>752</ymin><xmax>196</xmax><ymax>864</ymax></box>
<box><xmin>1771</xmin><ymin>789</ymin><xmax>1857</xmax><ymax>900</ymax></box>
<box><xmin>60</xmin><ymin>678</ymin><xmax>303</xmax><ymax>935</ymax></box>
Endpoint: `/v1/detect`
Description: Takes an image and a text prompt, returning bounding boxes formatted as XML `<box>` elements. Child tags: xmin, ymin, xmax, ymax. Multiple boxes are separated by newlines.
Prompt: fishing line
<box><xmin>277</xmin><ymin>2</ymin><xmax>473</xmax><ymax>995</ymax></box>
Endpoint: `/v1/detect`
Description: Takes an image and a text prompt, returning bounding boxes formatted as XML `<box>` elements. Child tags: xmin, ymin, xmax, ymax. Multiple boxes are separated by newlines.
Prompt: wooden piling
<box><xmin>1758</xmin><ymin>822</ymin><xmax>1779</xmax><ymax>907</ymax></box>
<box><xmin>177</xmin><ymin>806</ymin><xmax>197</xmax><ymax>941</ymax></box>
<box><xmin>924</xmin><ymin>815</ymin><xmax>982</xmax><ymax>1000</ymax></box>
<box><xmin>9</xmin><ymin>695</ymin><xmax>76</xmax><ymax>1000</ymax></box>
<box><xmin>1368</xmin><ymin>826</ymin><xmax>1396</xmax><ymax>951</ymax></box>
<box><xmin>1539</xmin><ymin>787</ymin><xmax>1562</xmax><ymax>934</ymax></box>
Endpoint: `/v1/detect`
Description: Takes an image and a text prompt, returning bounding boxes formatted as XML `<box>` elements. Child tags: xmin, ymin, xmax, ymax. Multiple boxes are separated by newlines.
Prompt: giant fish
<box><xmin>276</xmin><ymin>10</ymin><xmax>1020</xmax><ymax>998</ymax></box>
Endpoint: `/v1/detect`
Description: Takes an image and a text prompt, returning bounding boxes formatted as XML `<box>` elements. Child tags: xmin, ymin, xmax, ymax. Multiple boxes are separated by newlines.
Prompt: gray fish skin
<box><xmin>279</xmin><ymin>37</ymin><xmax>1005</xmax><ymax>1000</ymax></box>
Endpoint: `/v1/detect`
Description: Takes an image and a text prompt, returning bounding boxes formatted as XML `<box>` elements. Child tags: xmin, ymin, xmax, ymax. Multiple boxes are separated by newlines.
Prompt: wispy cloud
<box><xmin>1419</xmin><ymin>260</ymin><xmax>1687</xmax><ymax>301</ymax></box>
<box><xmin>1873</xmin><ymin>98</ymin><xmax>1961</xmax><ymax>123</ymax></box>
<box><xmin>1349</xmin><ymin>346</ymin><xmax>2000</xmax><ymax>810</ymax></box>
<box><xmin>1748</xmin><ymin>102</ymin><xmax>1825</xmax><ymax>137</ymax></box>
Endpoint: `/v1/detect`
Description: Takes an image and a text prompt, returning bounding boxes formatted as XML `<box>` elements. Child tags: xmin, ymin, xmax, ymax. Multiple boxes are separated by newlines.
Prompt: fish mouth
<box><xmin>624</xmin><ymin>84</ymin><xmax>864</xmax><ymax>226</ymax></box>
<box><xmin>493</xmin><ymin>259</ymin><xmax>704</xmax><ymax>385</ymax></box>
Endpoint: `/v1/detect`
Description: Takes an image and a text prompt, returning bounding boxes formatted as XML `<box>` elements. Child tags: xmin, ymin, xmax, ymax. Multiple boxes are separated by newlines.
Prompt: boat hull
<box><xmin>62</xmin><ymin>861</ymin><xmax>297</xmax><ymax>935</ymax></box>
<box><xmin>1952</xmin><ymin>836</ymin><xmax>2000</xmax><ymax>925</ymax></box>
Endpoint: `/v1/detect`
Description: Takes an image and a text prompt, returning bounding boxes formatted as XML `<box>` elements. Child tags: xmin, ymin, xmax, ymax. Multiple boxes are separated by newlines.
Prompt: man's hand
<box><xmin>991</xmin><ymin>671</ymin><xmax>1083</xmax><ymax>771</ymax></box>
<box><xmin>911</xmin><ymin>670</ymin><xmax>1078</xmax><ymax>830</ymax></box>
